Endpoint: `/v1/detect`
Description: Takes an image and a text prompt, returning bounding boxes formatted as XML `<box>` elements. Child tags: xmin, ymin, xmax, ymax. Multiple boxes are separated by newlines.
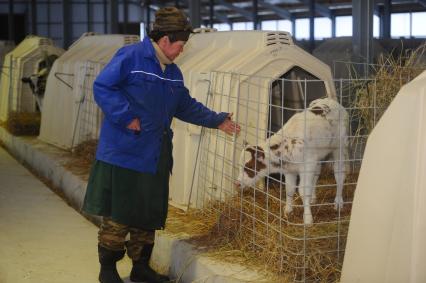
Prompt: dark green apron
<box><xmin>82</xmin><ymin>135</ymin><xmax>172</xmax><ymax>230</ymax></box>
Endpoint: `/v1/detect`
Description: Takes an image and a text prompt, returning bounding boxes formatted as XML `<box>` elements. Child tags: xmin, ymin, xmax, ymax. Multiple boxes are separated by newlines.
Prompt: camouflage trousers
<box><xmin>98</xmin><ymin>217</ymin><xmax>155</xmax><ymax>261</ymax></box>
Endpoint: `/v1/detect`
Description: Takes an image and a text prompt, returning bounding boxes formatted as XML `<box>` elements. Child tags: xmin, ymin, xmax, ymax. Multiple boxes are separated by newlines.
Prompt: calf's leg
<box><xmin>333</xmin><ymin>149</ymin><xmax>347</xmax><ymax>210</ymax></box>
<box><xmin>310</xmin><ymin>164</ymin><xmax>321</xmax><ymax>204</ymax></box>
<box><xmin>284</xmin><ymin>173</ymin><xmax>297</xmax><ymax>215</ymax></box>
<box><xmin>299</xmin><ymin>169</ymin><xmax>316</xmax><ymax>225</ymax></box>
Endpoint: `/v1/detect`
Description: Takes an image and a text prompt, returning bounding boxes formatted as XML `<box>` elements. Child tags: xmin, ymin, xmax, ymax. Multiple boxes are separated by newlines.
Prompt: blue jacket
<box><xmin>94</xmin><ymin>36</ymin><xmax>228</xmax><ymax>173</ymax></box>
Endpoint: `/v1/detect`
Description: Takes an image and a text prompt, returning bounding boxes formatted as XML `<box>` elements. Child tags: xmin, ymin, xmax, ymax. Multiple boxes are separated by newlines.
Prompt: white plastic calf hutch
<box><xmin>341</xmin><ymin>71</ymin><xmax>426</xmax><ymax>283</ymax></box>
<box><xmin>0</xmin><ymin>40</ymin><xmax>15</xmax><ymax>69</ymax></box>
<box><xmin>0</xmin><ymin>35</ymin><xmax>64</xmax><ymax>122</ymax></box>
<box><xmin>170</xmin><ymin>30</ymin><xmax>337</xmax><ymax>208</ymax></box>
<box><xmin>38</xmin><ymin>33</ymin><xmax>140</xmax><ymax>150</ymax></box>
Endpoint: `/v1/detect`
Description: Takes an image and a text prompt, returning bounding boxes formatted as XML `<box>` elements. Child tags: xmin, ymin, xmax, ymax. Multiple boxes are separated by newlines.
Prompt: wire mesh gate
<box><xmin>193</xmin><ymin>71</ymin><xmax>378</xmax><ymax>282</ymax></box>
<box><xmin>70</xmin><ymin>60</ymin><xmax>105</xmax><ymax>149</ymax></box>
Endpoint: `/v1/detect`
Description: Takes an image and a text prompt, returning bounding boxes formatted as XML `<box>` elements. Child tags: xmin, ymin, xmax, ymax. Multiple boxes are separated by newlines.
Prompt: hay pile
<box><xmin>352</xmin><ymin>43</ymin><xmax>426</xmax><ymax>137</ymax></box>
<box><xmin>166</xmin><ymin>172</ymin><xmax>358</xmax><ymax>283</ymax></box>
<box><xmin>5</xmin><ymin>111</ymin><xmax>40</xmax><ymax>136</ymax></box>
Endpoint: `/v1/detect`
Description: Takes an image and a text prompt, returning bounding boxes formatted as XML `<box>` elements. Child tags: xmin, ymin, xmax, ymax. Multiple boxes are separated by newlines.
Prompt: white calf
<box><xmin>236</xmin><ymin>97</ymin><xmax>349</xmax><ymax>225</ymax></box>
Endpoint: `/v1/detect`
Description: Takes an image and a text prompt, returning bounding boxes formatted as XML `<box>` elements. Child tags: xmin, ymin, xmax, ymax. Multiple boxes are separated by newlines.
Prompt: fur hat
<box><xmin>148</xmin><ymin>7</ymin><xmax>193</xmax><ymax>42</ymax></box>
<box><xmin>152</xmin><ymin>7</ymin><xmax>192</xmax><ymax>33</ymax></box>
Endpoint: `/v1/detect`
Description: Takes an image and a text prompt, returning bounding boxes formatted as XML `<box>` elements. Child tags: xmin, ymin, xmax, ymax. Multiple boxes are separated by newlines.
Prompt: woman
<box><xmin>82</xmin><ymin>7</ymin><xmax>240</xmax><ymax>283</ymax></box>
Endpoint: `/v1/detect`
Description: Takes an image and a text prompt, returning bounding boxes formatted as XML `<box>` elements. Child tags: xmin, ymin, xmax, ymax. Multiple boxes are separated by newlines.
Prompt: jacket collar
<box><xmin>152</xmin><ymin>40</ymin><xmax>172</xmax><ymax>66</ymax></box>
<box><xmin>141</xmin><ymin>36</ymin><xmax>176</xmax><ymax>74</ymax></box>
<box><xmin>142</xmin><ymin>36</ymin><xmax>157</xmax><ymax>60</ymax></box>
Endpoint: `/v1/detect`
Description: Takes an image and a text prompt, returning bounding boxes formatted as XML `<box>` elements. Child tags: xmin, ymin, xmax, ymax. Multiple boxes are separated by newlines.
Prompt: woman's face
<box><xmin>159</xmin><ymin>36</ymin><xmax>186</xmax><ymax>61</ymax></box>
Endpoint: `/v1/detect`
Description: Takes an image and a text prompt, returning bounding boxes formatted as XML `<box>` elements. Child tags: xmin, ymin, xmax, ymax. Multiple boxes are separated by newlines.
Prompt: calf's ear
<box><xmin>246</xmin><ymin>146</ymin><xmax>265</xmax><ymax>161</ymax></box>
<box><xmin>245</xmin><ymin>146</ymin><xmax>256</xmax><ymax>157</ymax></box>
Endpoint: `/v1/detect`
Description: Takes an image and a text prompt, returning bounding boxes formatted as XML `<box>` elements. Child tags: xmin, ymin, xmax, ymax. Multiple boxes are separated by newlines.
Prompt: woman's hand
<box><xmin>218</xmin><ymin>113</ymin><xmax>241</xmax><ymax>135</ymax></box>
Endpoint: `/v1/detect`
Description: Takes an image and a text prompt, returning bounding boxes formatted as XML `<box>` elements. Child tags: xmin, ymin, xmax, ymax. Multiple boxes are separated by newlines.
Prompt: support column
<box><xmin>31</xmin><ymin>0</ymin><xmax>37</xmax><ymax>35</ymax></box>
<box><xmin>123</xmin><ymin>0</ymin><xmax>128</xmax><ymax>34</ymax></box>
<box><xmin>210</xmin><ymin>0</ymin><xmax>214</xmax><ymax>28</ymax></box>
<box><xmin>253</xmin><ymin>0</ymin><xmax>259</xmax><ymax>30</ymax></box>
<box><xmin>382</xmin><ymin>0</ymin><xmax>391</xmax><ymax>38</ymax></box>
<box><xmin>47</xmin><ymin>0</ymin><xmax>51</xmax><ymax>37</ymax></box>
<box><xmin>62</xmin><ymin>0</ymin><xmax>72</xmax><ymax>48</ymax></box>
<box><xmin>352</xmin><ymin>0</ymin><xmax>374</xmax><ymax>76</ymax></box>
<box><xmin>103</xmin><ymin>0</ymin><xmax>108</xmax><ymax>33</ymax></box>
<box><xmin>8</xmin><ymin>0</ymin><xmax>14</xmax><ymax>42</ymax></box>
<box><xmin>86</xmin><ymin>0</ymin><xmax>92</xmax><ymax>32</ymax></box>
<box><xmin>110</xmin><ymin>0</ymin><xmax>119</xmax><ymax>34</ymax></box>
<box><xmin>188</xmin><ymin>0</ymin><xmax>201</xmax><ymax>29</ymax></box>
<box><xmin>146</xmin><ymin>0</ymin><xmax>151</xmax><ymax>30</ymax></box>
<box><xmin>331</xmin><ymin>11</ymin><xmax>335</xmax><ymax>38</ymax></box>
<box><xmin>309</xmin><ymin>0</ymin><xmax>315</xmax><ymax>53</ymax></box>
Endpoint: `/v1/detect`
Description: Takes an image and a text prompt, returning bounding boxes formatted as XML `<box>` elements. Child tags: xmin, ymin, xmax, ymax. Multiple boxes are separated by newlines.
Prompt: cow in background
<box><xmin>21</xmin><ymin>54</ymin><xmax>58</xmax><ymax>111</ymax></box>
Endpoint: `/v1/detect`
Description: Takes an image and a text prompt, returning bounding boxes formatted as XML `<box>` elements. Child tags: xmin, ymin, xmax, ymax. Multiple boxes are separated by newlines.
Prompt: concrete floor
<box><xmin>0</xmin><ymin>127</ymin><xmax>268</xmax><ymax>283</ymax></box>
<box><xmin>0</xmin><ymin>146</ymin><xmax>133</xmax><ymax>283</ymax></box>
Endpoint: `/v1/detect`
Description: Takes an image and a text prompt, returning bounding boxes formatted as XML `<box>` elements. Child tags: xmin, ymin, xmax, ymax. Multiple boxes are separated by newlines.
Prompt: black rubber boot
<box><xmin>130</xmin><ymin>244</ymin><xmax>170</xmax><ymax>283</ymax></box>
<box><xmin>98</xmin><ymin>245</ymin><xmax>125</xmax><ymax>283</ymax></box>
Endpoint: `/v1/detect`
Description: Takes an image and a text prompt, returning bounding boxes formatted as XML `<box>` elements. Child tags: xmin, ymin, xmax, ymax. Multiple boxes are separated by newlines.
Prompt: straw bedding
<box><xmin>166</xmin><ymin>170</ymin><xmax>358</xmax><ymax>283</ymax></box>
<box><xmin>5</xmin><ymin>111</ymin><xmax>40</xmax><ymax>136</ymax></box>
<box><xmin>63</xmin><ymin>139</ymin><xmax>98</xmax><ymax>179</ymax></box>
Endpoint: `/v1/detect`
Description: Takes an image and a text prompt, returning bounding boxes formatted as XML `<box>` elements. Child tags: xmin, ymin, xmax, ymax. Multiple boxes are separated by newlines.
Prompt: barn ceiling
<box><xmin>146</xmin><ymin>0</ymin><xmax>426</xmax><ymax>23</ymax></box>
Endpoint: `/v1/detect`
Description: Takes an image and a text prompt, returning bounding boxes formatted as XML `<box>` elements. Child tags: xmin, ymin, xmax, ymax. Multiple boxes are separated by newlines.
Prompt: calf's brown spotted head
<box><xmin>236</xmin><ymin>144</ymin><xmax>268</xmax><ymax>188</ymax></box>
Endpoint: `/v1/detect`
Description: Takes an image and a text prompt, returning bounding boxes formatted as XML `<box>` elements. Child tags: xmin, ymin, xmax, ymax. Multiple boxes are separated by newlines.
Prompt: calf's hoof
<box><xmin>303</xmin><ymin>214</ymin><xmax>313</xmax><ymax>226</ymax></box>
<box><xmin>334</xmin><ymin>197</ymin><xmax>344</xmax><ymax>210</ymax></box>
<box><xmin>284</xmin><ymin>204</ymin><xmax>293</xmax><ymax>215</ymax></box>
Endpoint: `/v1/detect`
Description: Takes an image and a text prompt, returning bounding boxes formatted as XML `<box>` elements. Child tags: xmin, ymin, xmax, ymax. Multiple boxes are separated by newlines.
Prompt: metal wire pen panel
<box><xmin>71</xmin><ymin>60</ymin><xmax>105</xmax><ymax>149</ymax></box>
<box><xmin>193</xmin><ymin>70</ymin><xmax>378</xmax><ymax>282</ymax></box>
